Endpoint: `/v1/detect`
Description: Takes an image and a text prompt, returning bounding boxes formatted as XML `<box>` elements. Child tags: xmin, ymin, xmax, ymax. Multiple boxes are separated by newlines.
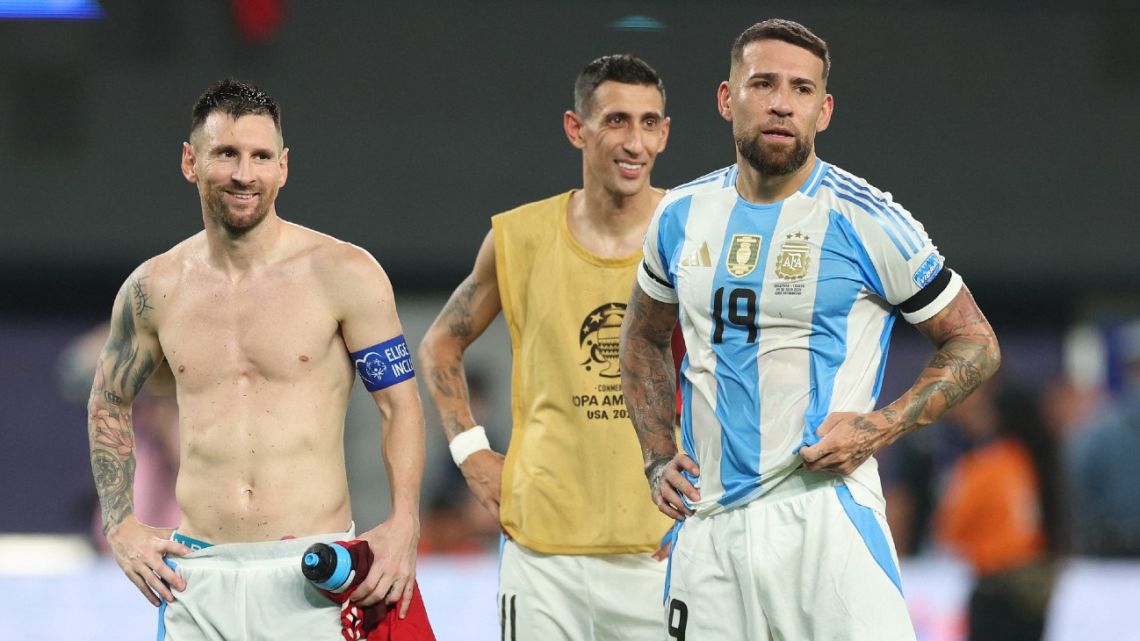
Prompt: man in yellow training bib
<box><xmin>419</xmin><ymin>55</ymin><xmax>673</xmax><ymax>640</ymax></box>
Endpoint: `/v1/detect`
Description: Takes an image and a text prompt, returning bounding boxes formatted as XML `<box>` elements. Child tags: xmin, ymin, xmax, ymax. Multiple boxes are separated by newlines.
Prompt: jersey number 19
<box><xmin>712</xmin><ymin>287</ymin><xmax>758</xmax><ymax>344</ymax></box>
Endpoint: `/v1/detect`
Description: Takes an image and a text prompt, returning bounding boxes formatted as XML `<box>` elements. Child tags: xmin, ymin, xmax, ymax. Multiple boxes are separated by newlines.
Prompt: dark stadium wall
<box><xmin>0</xmin><ymin>1</ymin><xmax>1136</xmax><ymax>320</ymax></box>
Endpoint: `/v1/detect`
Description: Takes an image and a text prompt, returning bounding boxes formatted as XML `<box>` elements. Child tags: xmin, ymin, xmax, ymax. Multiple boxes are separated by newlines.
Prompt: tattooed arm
<box><xmin>417</xmin><ymin>230</ymin><xmax>507</xmax><ymax>520</ymax></box>
<box><xmin>800</xmin><ymin>286</ymin><xmax>1001</xmax><ymax>475</ymax></box>
<box><xmin>88</xmin><ymin>266</ymin><xmax>190</xmax><ymax>606</ymax></box>
<box><xmin>620</xmin><ymin>282</ymin><xmax>700</xmax><ymax>520</ymax></box>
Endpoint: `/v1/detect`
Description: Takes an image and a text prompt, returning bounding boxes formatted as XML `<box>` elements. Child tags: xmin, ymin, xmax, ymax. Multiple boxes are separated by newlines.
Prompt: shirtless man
<box><xmin>86</xmin><ymin>79</ymin><xmax>425</xmax><ymax>639</ymax></box>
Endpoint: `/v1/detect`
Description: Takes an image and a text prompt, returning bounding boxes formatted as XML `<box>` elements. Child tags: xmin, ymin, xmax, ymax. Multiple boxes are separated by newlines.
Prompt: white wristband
<box><xmin>449</xmin><ymin>425</ymin><xmax>491</xmax><ymax>466</ymax></box>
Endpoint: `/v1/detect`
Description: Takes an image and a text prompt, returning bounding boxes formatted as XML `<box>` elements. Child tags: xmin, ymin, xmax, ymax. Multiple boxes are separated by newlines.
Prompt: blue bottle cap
<box><xmin>312</xmin><ymin>543</ymin><xmax>353</xmax><ymax>592</ymax></box>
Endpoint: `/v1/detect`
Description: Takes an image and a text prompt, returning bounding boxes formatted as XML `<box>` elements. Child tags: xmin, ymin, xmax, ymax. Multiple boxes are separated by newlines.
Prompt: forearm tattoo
<box><xmin>89</xmin><ymin>404</ymin><xmax>138</xmax><ymax>534</ymax></box>
<box><xmin>423</xmin><ymin>277</ymin><xmax>481</xmax><ymax>440</ymax></box>
<box><xmin>896</xmin><ymin>289</ymin><xmax>1000</xmax><ymax>435</ymax></box>
<box><xmin>88</xmin><ymin>275</ymin><xmax>159</xmax><ymax>533</ymax></box>
<box><xmin>444</xmin><ymin>278</ymin><xmax>479</xmax><ymax>340</ymax></box>
<box><xmin>424</xmin><ymin>362</ymin><xmax>474</xmax><ymax>439</ymax></box>
<box><xmin>620</xmin><ymin>287</ymin><xmax>679</xmax><ymax>477</ymax></box>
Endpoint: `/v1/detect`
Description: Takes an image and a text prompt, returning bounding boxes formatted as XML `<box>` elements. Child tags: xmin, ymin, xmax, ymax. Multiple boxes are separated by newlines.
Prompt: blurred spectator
<box><xmin>418</xmin><ymin>470</ymin><xmax>501</xmax><ymax>556</ymax></box>
<box><xmin>58</xmin><ymin>323</ymin><xmax>181</xmax><ymax>551</ymax></box>
<box><xmin>880</xmin><ymin>383</ymin><xmax>989</xmax><ymax>556</ymax></box>
<box><xmin>1040</xmin><ymin>377</ymin><xmax>1103</xmax><ymax>439</ymax></box>
<box><xmin>1068</xmin><ymin>320</ymin><xmax>1140</xmax><ymax>556</ymax></box>
<box><xmin>935</xmin><ymin>386</ymin><xmax>1064</xmax><ymax>641</ymax></box>
<box><xmin>881</xmin><ymin>428</ymin><xmax>954</xmax><ymax>556</ymax></box>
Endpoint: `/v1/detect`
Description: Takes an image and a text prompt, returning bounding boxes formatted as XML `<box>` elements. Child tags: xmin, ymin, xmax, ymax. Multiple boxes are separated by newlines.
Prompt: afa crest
<box><xmin>774</xmin><ymin>233</ymin><xmax>811</xmax><ymax>280</ymax></box>
<box><xmin>725</xmin><ymin>234</ymin><xmax>762</xmax><ymax>278</ymax></box>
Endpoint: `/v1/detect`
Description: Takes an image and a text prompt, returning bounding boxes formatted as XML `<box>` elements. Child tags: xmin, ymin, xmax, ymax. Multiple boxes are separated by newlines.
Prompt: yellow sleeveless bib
<box><xmin>493</xmin><ymin>191</ymin><xmax>673</xmax><ymax>554</ymax></box>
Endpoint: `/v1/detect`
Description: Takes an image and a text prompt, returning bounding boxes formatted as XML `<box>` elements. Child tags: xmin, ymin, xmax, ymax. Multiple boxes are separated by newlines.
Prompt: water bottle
<box><xmin>301</xmin><ymin>542</ymin><xmax>358</xmax><ymax>593</ymax></box>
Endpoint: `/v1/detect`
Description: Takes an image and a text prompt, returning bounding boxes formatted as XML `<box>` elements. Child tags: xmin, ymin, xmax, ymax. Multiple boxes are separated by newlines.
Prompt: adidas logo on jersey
<box><xmin>680</xmin><ymin>242</ymin><xmax>712</xmax><ymax>267</ymax></box>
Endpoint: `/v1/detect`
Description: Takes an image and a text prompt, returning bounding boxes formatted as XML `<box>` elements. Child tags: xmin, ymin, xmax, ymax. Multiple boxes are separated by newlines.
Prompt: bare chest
<box><xmin>157</xmin><ymin>270</ymin><xmax>345</xmax><ymax>391</ymax></box>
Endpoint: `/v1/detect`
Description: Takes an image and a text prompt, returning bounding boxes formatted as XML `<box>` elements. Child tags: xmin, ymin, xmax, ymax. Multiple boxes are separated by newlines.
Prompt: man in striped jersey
<box><xmin>619</xmin><ymin>18</ymin><xmax>1000</xmax><ymax>640</ymax></box>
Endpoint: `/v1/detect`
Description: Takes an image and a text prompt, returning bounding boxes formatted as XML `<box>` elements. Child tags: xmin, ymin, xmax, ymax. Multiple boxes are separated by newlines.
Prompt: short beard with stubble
<box><xmin>736</xmin><ymin>131</ymin><xmax>812</xmax><ymax>177</ymax></box>
<box><xmin>205</xmin><ymin>188</ymin><xmax>271</xmax><ymax>236</ymax></box>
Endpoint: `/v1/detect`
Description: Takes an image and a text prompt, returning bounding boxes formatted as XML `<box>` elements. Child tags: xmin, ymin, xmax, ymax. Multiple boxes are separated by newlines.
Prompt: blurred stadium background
<box><xmin>1</xmin><ymin>1</ymin><xmax>1138</xmax><ymax>639</ymax></box>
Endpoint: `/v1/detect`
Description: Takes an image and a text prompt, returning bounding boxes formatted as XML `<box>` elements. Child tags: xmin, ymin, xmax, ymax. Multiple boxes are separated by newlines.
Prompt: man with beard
<box><xmin>418</xmin><ymin>55</ymin><xmax>674</xmax><ymax>640</ymax></box>
<box><xmin>619</xmin><ymin>19</ymin><xmax>1000</xmax><ymax>640</ymax></box>
<box><xmin>86</xmin><ymin>79</ymin><xmax>426</xmax><ymax>639</ymax></box>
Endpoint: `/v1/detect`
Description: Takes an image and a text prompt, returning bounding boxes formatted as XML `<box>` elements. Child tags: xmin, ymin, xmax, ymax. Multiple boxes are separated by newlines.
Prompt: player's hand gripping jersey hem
<box><xmin>638</xmin><ymin>160</ymin><xmax>961</xmax><ymax>515</ymax></box>
<box><xmin>493</xmin><ymin>191</ymin><xmax>674</xmax><ymax>554</ymax></box>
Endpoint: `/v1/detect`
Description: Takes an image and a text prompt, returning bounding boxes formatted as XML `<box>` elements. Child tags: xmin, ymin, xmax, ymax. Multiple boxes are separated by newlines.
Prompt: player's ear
<box><xmin>657</xmin><ymin>116</ymin><xmax>672</xmax><ymax>153</ymax></box>
<box><xmin>717</xmin><ymin>81</ymin><xmax>732</xmax><ymax>123</ymax></box>
<box><xmin>180</xmin><ymin>142</ymin><xmax>198</xmax><ymax>183</ymax></box>
<box><xmin>564</xmin><ymin>110</ymin><xmax>586</xmax><ymax>150</ymax></box>
<box><xmin>815</xmin><ymin>94</ymin><xmax>834</xmax><ymax>133</ymax></box>
<box><xmin>279</xmin><ymin>147</ymin><xmax>289</xmax><ymax>187</ymax></box>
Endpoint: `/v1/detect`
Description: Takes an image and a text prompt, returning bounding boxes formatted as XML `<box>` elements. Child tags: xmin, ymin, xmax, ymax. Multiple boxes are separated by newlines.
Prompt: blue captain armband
<box><xmin>350</xmin><ymin>335</ymin><xmax>415</xmax><ymax>392</ymax></box>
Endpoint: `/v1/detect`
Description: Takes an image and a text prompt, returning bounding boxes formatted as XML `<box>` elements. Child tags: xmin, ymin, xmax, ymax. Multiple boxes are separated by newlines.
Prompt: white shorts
<box><xmin>666</xmin><ymin>469</ymin><xmax>915</xmax><ymax>641</ymax></box>
<box><xmin>499</xmin><ymin>538</ymin><xmax>668</xmax><ymax>641</ymax></box>
<box><xmin>159</xmin><ymin>525</ymin><xmax>354</xmax><ymax>641</ymax></box>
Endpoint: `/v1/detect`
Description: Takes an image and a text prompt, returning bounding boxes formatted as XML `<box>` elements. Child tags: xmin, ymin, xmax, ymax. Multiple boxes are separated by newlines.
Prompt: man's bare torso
<box><xmin>146</xmin><ymin>223</ymin><xmax>356</xmax><ymax>543</ymax></box>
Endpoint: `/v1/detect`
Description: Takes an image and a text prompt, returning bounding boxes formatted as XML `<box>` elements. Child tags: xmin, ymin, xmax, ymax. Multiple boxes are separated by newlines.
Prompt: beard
<box><xmin>204</xmin><ymin>187</ymin><xmax>271</xmax><ymax>235</ymax></box>
<box><xmin>736</xmin><ymin>127</ymin><xmax>812</xmax><ymax>176</ymax></box>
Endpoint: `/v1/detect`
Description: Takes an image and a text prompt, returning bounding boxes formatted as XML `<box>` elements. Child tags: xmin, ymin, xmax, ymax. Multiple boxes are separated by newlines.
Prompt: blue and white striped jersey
<box><xmin>638</xmin><ymin>159</ymin><xmax>962</xmax><ymax>515</ymax></box>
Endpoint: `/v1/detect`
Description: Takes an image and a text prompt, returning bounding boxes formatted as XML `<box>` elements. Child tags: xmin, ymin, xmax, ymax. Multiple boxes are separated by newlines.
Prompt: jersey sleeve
<box><xmin>637</xmin><ymin>199</ymin><xmax>679</xmax><ymax>304</ymax></box>
<box><xmin>843</xmin><ymin>186</ymin><xmax>962</xmax><ymax>324</ymax></box>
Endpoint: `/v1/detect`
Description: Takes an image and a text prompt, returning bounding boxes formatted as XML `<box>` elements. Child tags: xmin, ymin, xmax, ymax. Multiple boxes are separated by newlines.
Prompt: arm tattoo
<box><xmin>851</xmin><ymin>416</ymin><xmax>878</xmax><ymax>433</ymax></box>
<box><xmin>929</xmin><ymin>349</ymin><xmax>985</xmax><ymax>397</ymax></box>
<box><xmin>620</xmin><ymin>286</ymin><xmax>680</xmax><ymax>478</ymax></box>
<box><xmin>130</xmin><ymin>275</ymin><xmax>154</xmax><ymax>317</ymax></box>
<box><xmin>443</xmin><ymin>278</ymin><xmax>479</xmax><ymax>339</ymax></box>
<box><xmin>880</xmin><ymin>407</ymin><xmax>898</xmax><ymax>426</ymax></box>
<box><xmin>88</xmin><ymin>275</ymin><xmax>160</xmax><ymax>533</ymax></box>
<box><xmin>891</xmin><ymin>289</ymin><xmax>999</xmax><ymax>437</ymax></box>
<box><xmin>424</xmin><ymin>358</ymin><xmax>475</xmax><ymax>441</ymax></box>
<box><xmin>429</xmin><ymin>363</ymin><xmax>465</xmax><ymax>401</ymax></box>
<box><xmin>90</xmin><ymin>405</ymin><xmax>138</xmax><ymax>533</ymax></box>
<box><xmin>422</xmin><ymin>278</ymin><xmax>486</xmax><ymax>441</ymax></box>
<box><xmin>104</xmin><ymin>283</ymin><xmax>157</xmax><ymax>399</ymax></box>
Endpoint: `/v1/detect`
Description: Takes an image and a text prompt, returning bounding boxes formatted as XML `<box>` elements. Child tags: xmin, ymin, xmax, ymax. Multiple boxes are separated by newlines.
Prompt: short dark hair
<box><xmin>731</xmin><ymin>19</ymin><xmax>830</xmax><ymax>80</ymax></box>
<box><xmin>190</xmin><ymin>78</ymin><xmax>281</xmax><ymax>137</ymax></box>
<box><xmin>573</xmin><ymin>54</ymin><xmax>665</xmax><ymax>116</ymax></box>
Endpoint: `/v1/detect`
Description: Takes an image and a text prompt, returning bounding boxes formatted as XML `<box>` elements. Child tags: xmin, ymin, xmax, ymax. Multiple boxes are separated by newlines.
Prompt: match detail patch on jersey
<box><xmin>350</xmin><ymin>335</ymin><xmax>415</xmax><ymax>392</ymax></box>
<box><xmin>912</xmin><ymin>253</ymin><xmax>941</xmax><ymax>288</ymax></box>
<box><xmin>726</xmin><ymin>234</ymin><xmax>763</xmax><ymax>277</ymax></box>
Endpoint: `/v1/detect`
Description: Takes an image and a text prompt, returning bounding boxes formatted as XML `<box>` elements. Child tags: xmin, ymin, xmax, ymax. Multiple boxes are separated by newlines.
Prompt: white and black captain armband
<box><xmin>899</xmin><ymin>267</ymin><xmax>962</xmax><ymax>324</ymax></box>
<box><xmin>641</xmin><ymin>262</ymin><xmax>672</xmax><ymax>289</ymax></box>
